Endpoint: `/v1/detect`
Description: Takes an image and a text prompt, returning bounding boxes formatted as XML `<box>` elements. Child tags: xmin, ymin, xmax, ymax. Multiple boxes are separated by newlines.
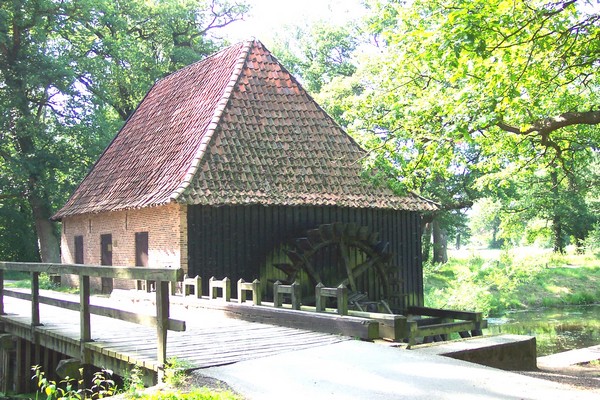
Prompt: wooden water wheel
<box><xmin>273</xmin><ymin>222</ymin><xmax>394</xmax><ymax>300</ymax></box>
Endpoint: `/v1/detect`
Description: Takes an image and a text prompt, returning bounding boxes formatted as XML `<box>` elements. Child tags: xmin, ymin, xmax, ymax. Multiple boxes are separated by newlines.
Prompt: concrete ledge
<box><xmin>412</xmin><ymin>334</ymin><xmax>537</xmax><ymax>371</ymax></box>
<box><xmin>538</xmin><ymin>345</ymin><xmax>600</xmax><ymax>369</ymax></box>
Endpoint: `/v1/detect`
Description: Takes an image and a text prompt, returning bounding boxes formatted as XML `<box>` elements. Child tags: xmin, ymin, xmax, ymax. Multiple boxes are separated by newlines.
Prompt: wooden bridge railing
<box><xmin>0</xmin><ymin>262</ymin><xmax>184</xmax><ymax>381</ymax></box>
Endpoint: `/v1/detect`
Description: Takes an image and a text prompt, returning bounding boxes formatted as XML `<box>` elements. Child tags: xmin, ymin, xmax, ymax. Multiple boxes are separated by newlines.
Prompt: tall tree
<box><xmin>323</xmin><ymin>0</ymin><xmax>600</xmax><ymax>255</ymax></box>
<box><xmin>0</xmin><ymin>0</ymin><xmax>247</xmax><ymax>262</ymax></box>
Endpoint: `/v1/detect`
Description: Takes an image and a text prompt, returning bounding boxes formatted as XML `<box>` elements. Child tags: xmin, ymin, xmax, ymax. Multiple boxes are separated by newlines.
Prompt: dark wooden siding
<box><xmin>187</xmin><ymin>205</ymin><xmax>423</xmax><ymax>311</ymax></box>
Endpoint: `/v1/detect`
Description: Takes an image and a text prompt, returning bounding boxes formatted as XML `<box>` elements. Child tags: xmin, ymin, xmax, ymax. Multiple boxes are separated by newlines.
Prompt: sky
<box><xmin>218</xmin><ymin>0</ymin><xmax>367</xmax><ymax>44</ymax></box>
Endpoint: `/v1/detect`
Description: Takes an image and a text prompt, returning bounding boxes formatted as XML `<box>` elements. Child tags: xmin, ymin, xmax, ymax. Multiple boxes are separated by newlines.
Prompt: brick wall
<box><xmin>60</xmin><ymin>203</ymin><xmax>188</xmax><ymax>292</ymax></box>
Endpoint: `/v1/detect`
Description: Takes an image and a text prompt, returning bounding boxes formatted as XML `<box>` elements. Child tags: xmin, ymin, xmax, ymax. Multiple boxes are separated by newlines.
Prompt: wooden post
<box><xmin>237</xmin><ymin>279</ymin><xmax>261</xmax><ymax>305</ymax></box>
<box><xmin>15</xmin><ymin>338</ymin><xmax>23</xmax><ymax>394</ymax></box>
<box><xmin>31</xmin><ymin>272</ymin><xmax>41</xmax><ymax>326</ymax></box>
<box><xmin>79</xmin><ymin>273</ymin><xmax>92</xmax><ymax>377</ymax></box>
<box><xmin>184</xmin><ymin>275</ymin><xmax>202</xmax><ymax>298</ymax></box>
<box><xmin>337</xmin><ymin>284</ymin><xmax>348</xmax><ymax>316</ymax></box>
<box><xmin>156</xmin><ymin>280</ymin><xmax>169</xmax><ymax>382</ymax></box>
<box><xmin>315</xmin><ymin>283</ymin><xmax>347</xmax><ymax>315</ymax></box>
<box><xmin>251</xmin><ymin>279</ymin><xmax>261</xmax><ymax>305</ymax></box>
<box><xmin>273</xmin><ymin>281</ymin><xmax>282</xmax><ymax>307</ymax></box>
<box><xmin>223</xmin><ymin>277</ymin><xmax>230</xmax><ymax>301</ymax></box>
<box><xmin>315</xmin><ymin>282</ymin><xmax>325</xmax><ymax>312</ymax></box>
<box><xmin>0</xmin><ymin>269</ymin><xmax>4</xmax><ymax>315</ymax></box>
<box><xmin>209</xmin><ymin>277</ymin><xmax>231</xmax><ymax>301</ymax></box>
<box><xmin>274</xmin><ymin>281</ymin><xmax>301</xmax><ymax>310</ymax></box>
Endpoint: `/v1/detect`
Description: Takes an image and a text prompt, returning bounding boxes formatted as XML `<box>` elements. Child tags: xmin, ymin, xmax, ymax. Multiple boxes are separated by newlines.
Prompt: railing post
<box><xmin>156</xmin><ymin>280</ymin><xmax>169</xmax><ymax>382</ymax></box>
<box><xmin>31</xmin><ymin>272</ymin><xmax>41</xmax><ymax>326</ymax></box>
<box><xmin>291</xmin><ymin>281</ymin><xmax>301</xmax><ymax>310</ymax></box>
<box><xmin>315</xmin><ymin>282</ymin><xmax>324</xmax><ymax>312</ymax></box>
<box><xmin>79</xmin><ymin>273</ymin><xmax>92</xmax><ymax>383</ymax></box>
<box><xmin>251</xmin><ymin>279</ymin><xmax>261</xmax><ymax>305</ymax></box>
<box><xmin>79</xmin><ymin>274</ymin><xmax>91</xmax><ymax>342</ymax></box>
<box><xmin>0</xmin><ymin>269</ymin><xmax>4</xmax><ymax>315</ymax></box>
<box><xmin>337</xmin><ymin>284</ymin><xmax>348</xmax><ymax>316</ymax></box>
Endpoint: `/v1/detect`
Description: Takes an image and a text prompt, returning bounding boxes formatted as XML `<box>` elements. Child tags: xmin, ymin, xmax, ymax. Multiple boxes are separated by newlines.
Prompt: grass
<box><xmin>129</xmin><ymin>387</ymin><xmax>241</xmax><ymax>400</ymax></box>
<box><xmin>424</xmin><ymin>247</ymin><xmax>600</xmax><ymax>316</ymax></box>
<box><xmin>5</xmin><ymin>272</ymin><xmax>79</xmax><ymax>293</ymax></box>
<box><xmin>122</xmin><ymin>359</ymin><xmax>242</xmax><ymax>400</ymax></box>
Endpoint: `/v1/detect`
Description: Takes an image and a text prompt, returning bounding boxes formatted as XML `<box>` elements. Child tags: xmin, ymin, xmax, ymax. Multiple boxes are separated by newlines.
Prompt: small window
<box><xmin>74</xmin><ymin>236</ymin><xmax>84</xmax><ymax>264</ymax></box>
<box><xmin>135</xmin><ymin>232</ymin><xmax>149</xmax><ymax>267</ymax></box>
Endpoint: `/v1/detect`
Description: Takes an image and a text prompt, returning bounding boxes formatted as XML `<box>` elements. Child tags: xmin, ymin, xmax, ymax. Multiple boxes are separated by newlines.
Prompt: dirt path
<box><xmin>519</xmin><ymin>363</ymin><xmax>600</xmax><ymax>391</ymax></box>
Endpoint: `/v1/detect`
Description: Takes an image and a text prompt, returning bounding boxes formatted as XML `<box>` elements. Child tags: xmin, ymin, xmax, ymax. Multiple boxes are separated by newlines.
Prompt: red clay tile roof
<box><xmin>53</xmin><ymin>40</ymin><xmax>436</xmax><ymax>219</ymax></box>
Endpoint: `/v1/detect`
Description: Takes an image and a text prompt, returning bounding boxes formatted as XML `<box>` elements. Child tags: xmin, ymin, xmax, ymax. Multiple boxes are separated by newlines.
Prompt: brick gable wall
<box><xmin>60</xmin><ymin>203</ymin><xmax>187</xmax><ymax>292</ymax></box>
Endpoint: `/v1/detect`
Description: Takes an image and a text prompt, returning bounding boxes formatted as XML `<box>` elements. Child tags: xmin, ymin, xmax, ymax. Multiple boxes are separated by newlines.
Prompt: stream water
<box><xmin>485</xmin><ymin>304</ymin><xmax>600</xmax><ymax>356</ymax></box>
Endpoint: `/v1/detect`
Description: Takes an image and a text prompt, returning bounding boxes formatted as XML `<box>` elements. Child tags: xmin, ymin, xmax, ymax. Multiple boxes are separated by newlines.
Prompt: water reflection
<box><xmin>486</xmin><ymin>304</ymin><xmax>600</xmax><ymax>356</ymax></box>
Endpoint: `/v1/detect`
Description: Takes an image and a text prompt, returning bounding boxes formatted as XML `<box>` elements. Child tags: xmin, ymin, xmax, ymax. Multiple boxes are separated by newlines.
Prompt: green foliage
<box><xmin>424</xmin><ymin>248</ymin><xmax>600</xmax><ymax>316</ymax></box>
<box><xmin>137</xmin><ymin>388</ymin><xmax>240</xmax><ymax>400</ymax></box>
<box><xmin>32</xmin><ymin>365</ymin><xmax>116</xmax><ymax>400</ymax></box>
<box><xmin>5</xmin><ymin>273</ymin><xmax>77</xmax><ymax>293</ymax></box>
<box><xmin>163</xmin><ymin>357</ymin><xmax>194</xmax><ymax>388</ymax></box>
<box><xmin>583</xmin><ymin>223</ymin><xmax>600</xmax><ymax>251</ymax></box>
<box><xmin>272</xmin><ymin>22</ymin><xmax>359</xmax><ymax>94</ymax></box>
<box><xmin>286</xmin><ymin>0</ymin><xmax>600</xmax><ymax>255</ymax></box>
<box><xmin>0</xmin><ymin>0</ymin><xmax>248</xmax><ymax>262</ymax></box>
<box><xmin>122</xmin><ymin>365</ymin><xmax>145</xmax><ymax>398</ymax></box>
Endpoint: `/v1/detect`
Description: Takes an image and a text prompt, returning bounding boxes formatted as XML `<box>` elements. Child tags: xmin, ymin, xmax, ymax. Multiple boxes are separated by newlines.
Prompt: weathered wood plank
<box><xmin>185</xmin><ymin>300</ymin><xmax>378</xmax><ymax>340</ymax></box>
<box><xmin>0</xmin><ymin>269</ymin><xmax>4</xmax><ymax>315</ymax></box>
<box><xmin>407</xmin><ymin>306</ymin><xmax>483</xmax><ymax>322</ymax></box>
<box><xmin>0</xmin><ymin>262</ymin><xmax>183</xmax><ymax>281</ymax></box>
<box><xmin>1</xmin><ymin>294</ymin><xmax>347</xmax><ymax>383</ymax></box>
<box><xmin>156</xmin><ymin>281</ymin><xmax>169</xmax><ymax>382</ymax></box>
<box><xmin>31</xmin><ymin>272</ymin><xmax>40</xmax><ymax>326</ymax></box>
<box><xmin>415</xmin><ymin>321</ymin><xmax>479</xmax><ymax>338</ymax></box>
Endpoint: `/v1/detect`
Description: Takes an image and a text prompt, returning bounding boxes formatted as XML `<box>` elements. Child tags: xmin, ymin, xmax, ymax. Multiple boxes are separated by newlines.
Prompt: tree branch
<box><xmin>497</xmin><ymin>110</ymin><xmax>600</xmax><ymax>136</ymax></box>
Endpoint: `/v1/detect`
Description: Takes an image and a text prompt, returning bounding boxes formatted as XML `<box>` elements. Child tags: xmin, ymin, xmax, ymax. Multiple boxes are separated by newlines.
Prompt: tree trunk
<box><xmin>432</xmin><ymin>219</ymin><xmax>448</xmax><ymax>264</ymax></box>
<box><xmin>552</xmin><ymin>214</ymin><xmax>565</xmax><ymax>253</ymax></box>
<box><xmin>550</xmin><ymin>169</ymin><xmax>565</xmax><ymax>253</ymax></box>
<box><xmin>421</xmin><ymin>221</ymin><xmax>432</xmax><ymax>263</ymax></box>
<box><xmin>29</xmin><ymin>193</ymin><xmax>60</xmax><ymax>263</ymax></box>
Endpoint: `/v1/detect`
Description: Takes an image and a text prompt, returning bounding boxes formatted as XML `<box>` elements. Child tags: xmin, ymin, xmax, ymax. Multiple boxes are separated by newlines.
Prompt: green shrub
<box><xmin>32</xmin><ymin>365</ymin><xmax>116</xmax><ymax>400</ymax></box>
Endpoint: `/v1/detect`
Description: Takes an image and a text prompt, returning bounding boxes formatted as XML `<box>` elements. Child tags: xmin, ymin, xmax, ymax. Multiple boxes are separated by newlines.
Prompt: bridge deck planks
<box><xmin>1</xmin><ymin>295</ymin><xmax>345</xmax><ymax>374</ymax></box>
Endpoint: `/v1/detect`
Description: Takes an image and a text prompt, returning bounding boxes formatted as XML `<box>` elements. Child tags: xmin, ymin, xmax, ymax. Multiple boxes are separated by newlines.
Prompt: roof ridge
<box><xmin>168</xmin><ymin>39</ymin><xmax>254</xmax><ymax>201</ymax></box>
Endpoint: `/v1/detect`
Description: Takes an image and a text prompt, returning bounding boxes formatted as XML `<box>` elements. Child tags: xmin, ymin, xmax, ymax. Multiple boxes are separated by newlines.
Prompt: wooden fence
<box><xmin>0</xmin><ymin>262</ymin><xmax>183</xmax><ymax>381</ymax></box>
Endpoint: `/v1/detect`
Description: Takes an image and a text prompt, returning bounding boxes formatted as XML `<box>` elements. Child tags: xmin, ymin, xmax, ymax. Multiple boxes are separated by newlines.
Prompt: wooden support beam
<box><xmin>80</xmin><ymin>274</ymin><xmax>91</xmax><ymax>368</ymax></box>
<box><xmin>0</xmin><ymin>269</ymin><xmax>4</xmax><ymax>315</ymax></box>
<box><xmin>406</xmin><ymin>306</ymin><xmax>483</xmax><ymax>322</ymax></box>
<box><xmin>80</xmin><ymin>275</ymin><xmax>91</xmax><ymax>343</ymax></box>
<box><xmin>348</xmin><ymin>311</ymin><xmax>409</xmax><ymax>342</ymax></box>
<box><xmin>187</xmin><ymin>300</ymin><xmax>379</xmax><ymax>340</ymax></box>
<box><xmin>156</xmin><ymin>281</ymin><xmax>169</xmax><ymax>383</ymax></box>
<box><xmin>237</xmin><ymin>279</ymin><xmax>261</xmax><ymax>305</ymax></box>
<box><xmin>31</xmin><ymin>272</ymin><xmax>41</xmax><ymax>326</ymax></box>
<box><xmin>273</xmin><ymin>281</ymin><xmax>300</xmax><ymax>310</ymax></box>
<box><xmin>15</xmin><ymin>338</ymin><xmax>23</xmax><ymax>394</ymax></box>
<box><xmin>0</xmin><ymin>334</ymin><xmax>15</xmax><ymax>350</ymax></box>
<box><xmin>416</xmin><ymin>321</ymin><xmax>478</xmax><ymax>338</ymax></box>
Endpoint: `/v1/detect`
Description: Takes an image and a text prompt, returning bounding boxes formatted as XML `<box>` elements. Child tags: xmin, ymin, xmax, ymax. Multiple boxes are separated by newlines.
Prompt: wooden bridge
<box><xmin>0</xmin><ymin>262</ymin><xmax>350</xmax><ymax>393</ymax></box>
<box><xmin>0</xmin><ymin>262</ymin><xmax>486</xmax><ymax>394</ymax></box>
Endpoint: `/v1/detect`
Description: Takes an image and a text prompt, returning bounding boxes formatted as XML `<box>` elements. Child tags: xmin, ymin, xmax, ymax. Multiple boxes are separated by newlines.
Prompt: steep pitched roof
<box><xmin>54</xmin><ymin>40</ymin><xmax>435</xmax><ymax>219</ymax></box>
